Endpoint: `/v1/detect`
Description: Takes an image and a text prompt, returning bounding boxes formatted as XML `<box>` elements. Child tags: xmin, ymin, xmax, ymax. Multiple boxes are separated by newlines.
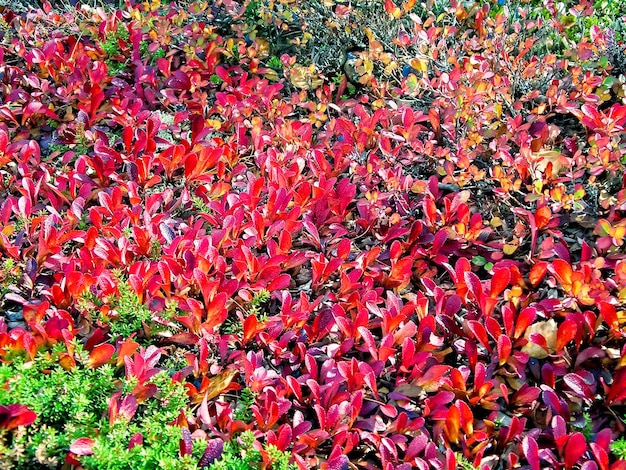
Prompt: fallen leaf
<box><xmin>521</xmin><ymin>319</ymin><xmax>557</xmax><ymax>359</ymax></box>
<box><xmin>205</xmin><ymin>369</ymin><xmax>239</xmax><ymax>401</ymax></box>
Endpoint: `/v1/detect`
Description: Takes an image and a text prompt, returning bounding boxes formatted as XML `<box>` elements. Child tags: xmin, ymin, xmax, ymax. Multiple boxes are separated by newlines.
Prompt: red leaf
<box><xmin>581</xmin><ymin>103</ymin><xmax>602</xmax><ymax>130</ymax></box>
<box><xmin>607</xmin><ymin>368</ymin><xmax>626</xmax><ymax>404</ymax></box>
<box><xmin>511</xmin><ymin>383</ymin><xmax>541</xmax><ymax>406</ymax></box>
<box><xmin>326</xmin><ymin>455</ymin><xmax>349</xmax><ymax>470</ymax></box>
<box><xmin>490</xmin><ymin>268</ymin><xmax>510</xmax><ymax>298</ymax></box>
<box><xmin>497</xmin><ymin>335</ymin><xmax>512</xmax><ymax>366</ymax></box>
<box><xmin>267</xmin><ymin>273</ymin><xmax>291</xmax><ymax>291</ymax></box>
<box><xmin>205</xmin><ymin>292</ymin><xmax>228</xmax><ymax>330</ymax></box>
<box><xmin>556</xmin><ymin>320</ymin><xmax>577</xmax><ymax>352</ymax></box>
<box><xmin>168</xmin><ymin>332</ymin><xmax>200</xmax><ymax>345</ymax></box>
<box><xmin>564</xmin><ymin>433</ymin><xmax>587</xmax><ymax>470</ymax></box>
<box><xmin>128</xmin><ymin>432</ymin><xmax>143</xmax><ymax>450</ymax></box>
<box><xmin>119</xmin><ymin>395</ymin><xmax>138</xmax><ymax>421</ymax></box>
<box><xmin>467</xmin><ymin>321</ymin><xmax>492</xmax><ymax>352</ymax></box>
<box><xmin>415</xmin><ymin>365</ymin><xmax>451</xmax><ymax>392</ymax></box>
<box><xmin>590</xmin><ymin>442</ymin><xmax>609</xmax><ymax>470</ymax></box>
<box><xmin>514</xmin><ymin>307</ymin><xmax>537</xmax><ymax>339</ymax></box>
<box><xmin>70</xmin><ymin>437</ymin><xmax>95</xmax><ymax>456</ymax></box>
<box><xmin>457</xmin><ymin>400</ymin><xmax>473</xmax><ymax>435</ymax></box>
<box><xmin>0</xmin><ymin>404</ymin><xmax>37</xmax><ymax>430</ymax></box>
<box><xmin>464</xmin><ymin>271</ymin><xmax>483</xmax><ymax>302</ymax></box>
<box><xmin>23</xmin><ymin>333</ymin><xmax>37</xmax><ymax>361</ymax></box>
<box><xmin>598</xmin><ymin>302</ymin><xmax>619</xmax><ymax>332</ymax></box>
<box><xmin>380</xmin><ymin>403</ymin><xmax>398</xmax><ymax>418</ymax></box>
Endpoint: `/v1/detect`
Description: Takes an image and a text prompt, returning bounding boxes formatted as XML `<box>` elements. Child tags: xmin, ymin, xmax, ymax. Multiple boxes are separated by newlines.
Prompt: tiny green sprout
<box><xmin>472</xmin><ymin>255</ymin><xmax>487</xmax><ymax>267</ymax></box>
<box><xmin>251</xmin><ymin>289</ymin><xmax>271</xmax><ymax>307</ymax></box>
<box><xmin>210</xmin><ymin>74</ymin><xmax>224</xmax><ymax>85</ymax></box>
<box><xmin>455</xmin><ymin>453</ymin><xmax>477</xmax><ymax>470</ymax></box>
<box><xmin>611</xmin><ymin>437</ymin><xmax>626</xmax><ymax>460</ymax></box>
<box><xmin>267</xmin><ymin>55</ymin><xmax>283</xmax><ymax>70</ymax></box>
<box><xmin>2</xmin><ymin>257</ymin><xmax>15</xmax><ymax>271</ymax></box>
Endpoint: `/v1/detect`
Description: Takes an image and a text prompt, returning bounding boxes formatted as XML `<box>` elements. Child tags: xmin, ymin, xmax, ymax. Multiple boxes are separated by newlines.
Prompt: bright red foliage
<box><xmin>0</xmin><ymin>0</ymin><xmax>626</xmax><ymax>468</ymax></box>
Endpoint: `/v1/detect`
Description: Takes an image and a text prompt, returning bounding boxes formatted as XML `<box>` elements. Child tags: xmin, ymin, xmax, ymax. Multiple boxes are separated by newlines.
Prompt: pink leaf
<box><xmin>70</xmin><ymin>437</ymin><xmax>95</xmax><ymax>456</ymax></box>
<box><xmin>563</xmin><ymin>373</ymin><xmax>593</xmax><ymax>400</ymax></box>
<box><xmin>523</xmin><ymin>436</ymin><xmax>540</xmax><ymax>470</ymax></box>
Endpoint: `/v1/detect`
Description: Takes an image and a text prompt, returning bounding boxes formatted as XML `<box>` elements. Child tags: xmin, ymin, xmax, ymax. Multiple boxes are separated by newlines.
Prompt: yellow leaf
<box><xmin>363</xmin><ymin>57</ymin><xmax>374</xmax><ymax>74</ymax></box>
<box><xmin>490</xmin><ymin>217</ymin><xmax>503</xmax><ymax>228</ymax></box>
<box><xmin>256</xmin><ymin>38</ymin><xmax>271</xmax><ymax>58</ymax></box>
<box><xmin>206</xmin><ymin>369</ymin><xmax>238</xmax><ymax>401</ymax></box>
<box><xmin>1</xmin><ymin>224</ymin><xmax>14</xmax><ymax>236</ymax></box>
<box><xmin>264</xmin><ymin>69</ymin><xmax>280</xmax><ymax>81</ymax></box>
<box><xmin>410</xmin><ymin>57</ymin><xmax>428</xmax><ymax>73</ymax></box>
<box><xmin>290</xmin><ymin>65</ymin><xmax>323</xmax><ymax>90</ymax></box>
<box><xmin>372</xmin><ymin>99</ymin><xmax>386</xmax><ymax>110</ymax></box>
<box><xmin>503</xmin><ymin>243</ymin><xmax>518</xmax><ymax>255</ymax></box>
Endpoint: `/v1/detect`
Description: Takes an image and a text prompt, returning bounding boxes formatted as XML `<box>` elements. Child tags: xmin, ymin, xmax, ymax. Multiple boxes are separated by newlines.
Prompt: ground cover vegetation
<box><xmin>0</xmin><ymin>0</ymin><xmax>626</xmax><ymax>468</ymax></box>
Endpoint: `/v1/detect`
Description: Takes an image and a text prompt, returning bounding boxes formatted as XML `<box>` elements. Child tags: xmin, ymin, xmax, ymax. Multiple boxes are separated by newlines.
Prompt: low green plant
<box><xmin>221</xmin><ymin>289</ymin><xmax>270</xmax><ymax>336</ymax></box>
<box><xmin>81</xmin><ymin>372</ymin><xmax>198</xmax><ymax>470</ymax></box>
<box><xmin>101</xmin><ymin>274</ymin><xmax>153</xmax><ymax>339</ymax></box>
<box><xmin>101</xmin><ymin>24</ymin><xmax>130</xmax><ymax>75</ymax></box>
<box><xmin>0</xmin><ymin>258</ymin><xmax>20</xmax><ymax>298</ymax></box>
<box><xmin>0</xmin><ymin>345</ymin><xmax>117</xmax><ymax>468</ymax></box>
<box><xmin>0</xmin><ymin>343</ymin><xmax>200</xmax><ymax>470</ymax></box>
<box><xmin>232</xmin><ymin>388</ymin><xmax>256</xmax><ymax>423</ymax></box>
<box><xmin>267</xmin><ymin>55</ymin><xmax>283</xmax><ymax>71</ymax></box>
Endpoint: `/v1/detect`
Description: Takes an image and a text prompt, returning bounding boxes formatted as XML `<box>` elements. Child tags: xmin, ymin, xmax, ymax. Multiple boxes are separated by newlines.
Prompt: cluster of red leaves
<box><xmin>1</xmin><ymin>0</ymin><xmax>626</xmax><ymax>469</ymax></box>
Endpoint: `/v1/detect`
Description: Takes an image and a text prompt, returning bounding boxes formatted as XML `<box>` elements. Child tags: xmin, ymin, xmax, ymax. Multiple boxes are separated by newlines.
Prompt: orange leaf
<box><xmin>535</xmin><ymin>206</ymin><xmax>551</xmax><ymax>229</ymax></box>
<box><xmin>384</xmin><ymin>0</ymin><xmax>402</xmax><ymax>18</ymax></box>
<box><xmin>529</xmin><ymin>261</ymin><xmax>548</xmax><ymax>287</ymax></box>
<box><xmin>445</xmin><ymin>405</ymin><xmax>460</xmax><ymax>444</ymax></box>
<box><xmin>88</xmin><ymin>343</ymin><xmax>115</xmax><ymax>368</ymax></box>
<box><xmin>403</xmin><ymin>0</ymin><xmax>417</xmax><ymax>13</ymax></box>
<box><xmin>116</xmin><ymin>340</ymin><xmax>140</xmax><ymax>367</ymax></box>
<box><xmin>551</xmin><ymin>259</ymin><xmax>573</xmax><ymax>288</ymax></box>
